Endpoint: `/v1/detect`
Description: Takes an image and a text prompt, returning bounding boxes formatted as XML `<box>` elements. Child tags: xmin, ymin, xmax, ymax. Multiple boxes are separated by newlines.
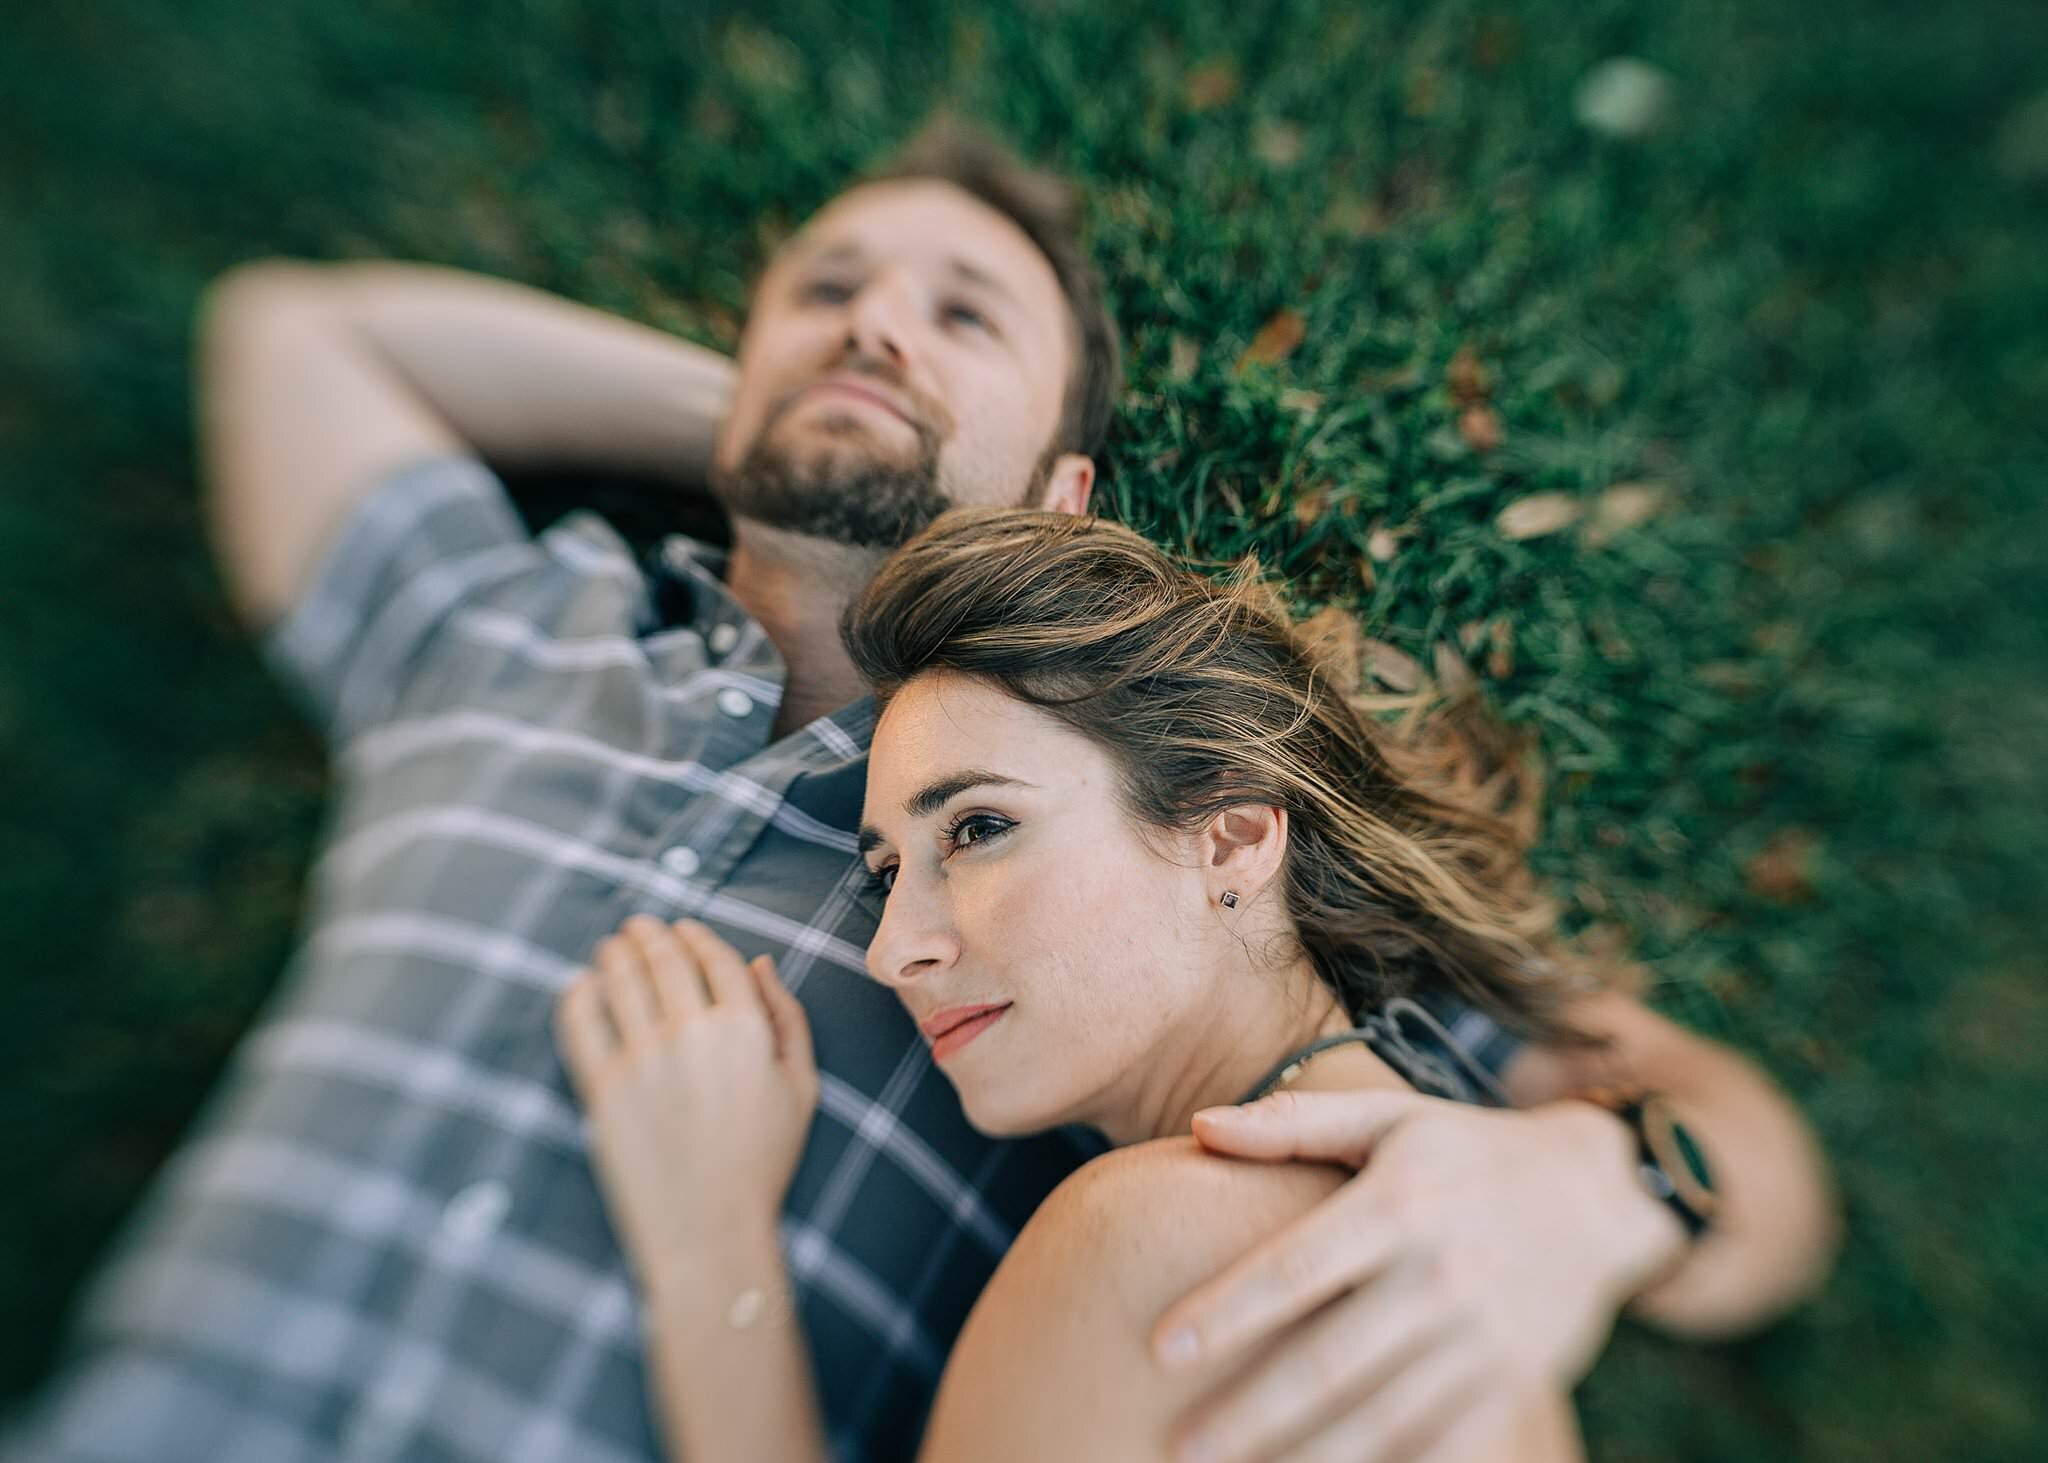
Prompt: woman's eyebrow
<box><xmin>856</xmin><ymin>770</ymin><xmax>1036</xmax><ymax>855</ymax></box>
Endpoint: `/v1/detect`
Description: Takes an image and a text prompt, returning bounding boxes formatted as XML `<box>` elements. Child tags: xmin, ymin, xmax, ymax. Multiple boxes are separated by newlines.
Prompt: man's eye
<box><xmin>943</xmin><ymin>300</ymin><xmax>993</xmax><ymax>333</ymax></box>
<box><xmin>861</xmin><ymin>863</ymin><xmax>897</xmax><ymax>897</ymax></box>
<box><xmin>801</xmin><ymin>279</ymin><xmax>856</xmax><ymax>304</ymax></box>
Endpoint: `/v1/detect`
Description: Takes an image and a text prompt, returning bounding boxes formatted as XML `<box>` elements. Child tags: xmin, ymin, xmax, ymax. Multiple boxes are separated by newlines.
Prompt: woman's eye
<box><xmin>949</xmin><ymin>813</ymin><xmax>1011</xmax><ymax>849</ymax></box>
<box><xmin>801</xmin><ymin>279</ymin><xmax>856</xmax><ymax>304</ymax></box>
<box><xmin>862</xmin><ymin>863</ymin><xmax>897</xmax><ymax>897</ymax></box>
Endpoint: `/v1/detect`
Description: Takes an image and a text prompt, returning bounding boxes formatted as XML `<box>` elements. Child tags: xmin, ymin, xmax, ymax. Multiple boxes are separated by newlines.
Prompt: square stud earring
<box><xmin>1220</xmin><ymin>891</ymin><xmax>1240</xmax><ymax>908</ymax></box>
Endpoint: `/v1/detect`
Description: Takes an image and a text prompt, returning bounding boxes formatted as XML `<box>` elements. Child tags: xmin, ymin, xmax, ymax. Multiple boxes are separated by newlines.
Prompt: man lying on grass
<box><xmin>6</xmin><ymin>122</ymin><xmax>1836</xmax><ymax>1463</ymax></box>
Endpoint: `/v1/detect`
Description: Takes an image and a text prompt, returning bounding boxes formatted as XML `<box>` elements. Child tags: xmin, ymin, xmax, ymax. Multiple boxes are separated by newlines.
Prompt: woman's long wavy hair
<box><xmin>841</xmin><ymin>507</ymin><xmax>1622</xmax><ymax>1044</ymax></box>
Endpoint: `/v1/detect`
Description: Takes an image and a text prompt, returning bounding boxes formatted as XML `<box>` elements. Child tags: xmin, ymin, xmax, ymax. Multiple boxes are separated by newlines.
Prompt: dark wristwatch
<box><xmin>1582</xmin><ymin>1089</ymin><xmax>1719</xmax><ymax>1238</ymax></box>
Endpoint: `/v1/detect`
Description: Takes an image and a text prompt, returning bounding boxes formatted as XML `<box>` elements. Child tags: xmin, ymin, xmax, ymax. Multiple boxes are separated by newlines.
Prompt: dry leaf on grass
<box><xmin>1185</xmin><ymin>60</ymin><xmax>1240</xmax><ymax>111</ymax></box>
<box><xmin>1447</xmin><ymin>345</ymin><xmax>1492</xmax><ymax>404</ymax></box>
<box><xmin>1253</xmin><ymin>119</ymin><xmax>1305</xmax><ymax>168</ymax></box>
<box><xmin>1497</xmin><ymin>493</ymin><xmax>1584</xmax><ymax>539</ymax></box>
<box><xmin>1487</xmin><ymin>616</ymin><xmax>1516</xmax><ymax>678</ymax></box>
<box><xmin>1237</xmin><ymin>309</ymin><xmax>1307</xmax><ymax>372</ymax></box>
<box><xmin>1745</xmin><ymin>827</ymin><xmax>1819</xmax><ymax>903</ymax></box>
<box><xmin>1362</xmin><ymin>638</ymin><xmax>1425</xmax><ymax>692</ymax></box>
<box><xmin>1458</xmin><ymin>404</ymin><xmax>1506</xmax><ymax>454</ymax></box>
<box><xmin>1367</xmin><ymin>521</ymin><xmax>1407</xmax><ymax>561</ymax></box>
<box><xmin>1582</xmin><ymin>481</ymin><xmax>1668</xmax><ymax>546</ymax></box>
<box><xmin>1432</xmin><ymin>642</ymin><xmax>1477</xmax><ymax>693</ymax></box>
<box><xmin>1169</xmin><ymin>333</ymin><xmax>1201</xmax><ymax>381</ymax></box>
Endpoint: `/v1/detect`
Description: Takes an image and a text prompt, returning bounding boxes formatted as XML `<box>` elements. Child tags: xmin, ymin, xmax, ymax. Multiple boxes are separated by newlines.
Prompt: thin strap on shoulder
<box><xmin>1235</xmin><ymin>997</ymin><xmax>1515</xmax><ymax>1108</ymax></box>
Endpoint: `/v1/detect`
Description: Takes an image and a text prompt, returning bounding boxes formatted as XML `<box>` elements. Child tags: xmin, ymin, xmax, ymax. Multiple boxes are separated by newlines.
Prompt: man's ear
<box><xmin>1201</xmin><ymin>803</ymin><xmax>1289</xmax><ymax>905</ymax></box>
<box><xmin>1040</xmin><ymin>453</ymin><xmax>1095</xmax><ymax>516</ymax></box>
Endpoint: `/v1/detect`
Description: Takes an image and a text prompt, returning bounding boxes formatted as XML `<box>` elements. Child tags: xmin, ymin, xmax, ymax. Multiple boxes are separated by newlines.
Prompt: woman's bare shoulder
<box><xmin>916</xmin><ymin>1138</ymin><xmax>1349</xmax><ymax>1463</ymax></box>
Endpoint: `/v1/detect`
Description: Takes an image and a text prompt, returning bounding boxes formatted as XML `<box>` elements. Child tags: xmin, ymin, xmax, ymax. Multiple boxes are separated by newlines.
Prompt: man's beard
<box><xmin>713</xmin><ymin>420</ymin><xmax>955</xmax><ymax>552</ymax></box>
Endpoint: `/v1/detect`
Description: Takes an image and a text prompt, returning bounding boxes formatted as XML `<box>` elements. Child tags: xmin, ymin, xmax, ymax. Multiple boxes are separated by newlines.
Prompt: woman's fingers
<box><xmin>594</xmin><ymin>932</ymin><xmax>660</xmax><ymax>1048</ymax></box>
<box><xmin>751</xmin><ymin>955</ymin><xmax>815</xmax><ymax>1074</ymax></box>
<box><xmin>624</xmin><ymin>913</ymin><xmax>706</xmax><ymax>1022</ymax></box>
<box><xmin>673</xmin><ymin>920</ymin><xmax>754</xmax><ymax>1008</ymax></box>
<box><xmin>554</xmin><ymin>974</ymin><xmax>615</xmax><ymax>1097</ymax></box>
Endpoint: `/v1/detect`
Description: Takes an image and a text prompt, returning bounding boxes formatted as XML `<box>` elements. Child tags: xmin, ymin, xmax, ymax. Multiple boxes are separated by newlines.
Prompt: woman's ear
<box><xmin>1201</xmin><ymin>803</ymin><xmax>1288</xmax><ymax>905</ymax></box>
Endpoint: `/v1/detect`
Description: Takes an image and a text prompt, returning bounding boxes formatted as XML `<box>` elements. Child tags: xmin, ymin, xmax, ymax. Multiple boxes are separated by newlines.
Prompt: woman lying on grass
<box><xmin>556</xmin><ymin>507</ymin><xmax>1696</xmax><ymax>1460</ymax></box>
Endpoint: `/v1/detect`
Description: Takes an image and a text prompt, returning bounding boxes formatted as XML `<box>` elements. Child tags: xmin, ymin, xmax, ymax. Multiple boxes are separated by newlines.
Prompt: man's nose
<box><xmin>842</xmin><ymin>272</ymin><xmax>919</xmax><ymax>371</ymax></box>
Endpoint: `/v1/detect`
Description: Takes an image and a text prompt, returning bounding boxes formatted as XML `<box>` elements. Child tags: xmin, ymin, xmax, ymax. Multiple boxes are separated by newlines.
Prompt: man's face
<box><xmin>712</xmin><ymin>179</ymin><xmax>1088</xmax><ymax>548</ymax></box>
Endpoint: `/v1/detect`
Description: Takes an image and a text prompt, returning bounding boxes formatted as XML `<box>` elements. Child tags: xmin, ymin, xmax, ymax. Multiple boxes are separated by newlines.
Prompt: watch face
<box><xmin>1641</xmin><ymin>1095</ymin><xmax>1718</xmax><ymax>1222</ymax></box>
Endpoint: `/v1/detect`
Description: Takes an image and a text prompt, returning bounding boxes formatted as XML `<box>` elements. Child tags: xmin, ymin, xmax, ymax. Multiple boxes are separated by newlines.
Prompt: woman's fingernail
<box><xmin>1159</xmin><ymin>1327</ymin><xmax>1201</xmax><ymax>1368</ymax></box>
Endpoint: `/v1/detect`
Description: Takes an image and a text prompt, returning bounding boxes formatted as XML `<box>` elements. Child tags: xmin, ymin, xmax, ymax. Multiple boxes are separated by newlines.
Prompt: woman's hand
<box><xmin>555</xmin><ymin>916</ymin><xmax>818</xmax><ymax>1278</ymax></box>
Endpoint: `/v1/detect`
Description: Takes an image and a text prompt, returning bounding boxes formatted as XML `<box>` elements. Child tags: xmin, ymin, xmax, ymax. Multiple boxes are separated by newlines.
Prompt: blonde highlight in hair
<box><xmin>842</xmin><ymin>508</ymin><xmax>1621</xmax><ymax>1044</ymax></box>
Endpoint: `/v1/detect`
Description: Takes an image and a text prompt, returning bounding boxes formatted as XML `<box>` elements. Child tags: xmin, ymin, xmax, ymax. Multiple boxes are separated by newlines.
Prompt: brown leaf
<box><xmin>1324</xmin><ymin>194</ymin><xmax>1388</xmax><ymax>239</ymax></box>
<box><xmin>1486</xmin><ymin>616</ymin><xmax>1516</xmax><ymax>678</ymax></box>
<box><xmin>1446</xmin><ymin>345</ymin><xmax>1492</xmax><ymax>404</ymax></box>
<box><xmin>1169</xmin><ymin>333</ymin><xmax>1202</xmax><ymax>381</ymax></box>
<box><xmin>1496</xmin><ymin>493</ymin><xmax>1583</xmax><ymax>540</ymax></box>
<box><xmin>1253</xmin><ymin>119</ymin><xmax>1305</xmax><ymax>168</ymax></box>
<box><xmin>1293</xmin><ymin>486</ymin><xmax>1329</xmax><ymax>528</ymax></box>
<box><xmin>1745</xmin><ymin>827</ymin><xmax>1820</xmax><ymax>903</ymax></box>
<box><xmin>1458</xmin><ymin>404</ymin><xmax>1505</xmax><ymax>454</ymax></box>
<box><xmin>1361</xmin><ymin>638</ymin><xmax>1425</xmax><ymax>692</ymax></box>
<box><xmin>1582</xmin><ymin>481</ymin><xmax>1668</xmax><ymax>546</ymax></box>
<box><xmin>1237</xmin><ymin>309</ymin><xmax>1307</xmax><ymax>372</ymax></box>
<box><xmin>1432</xmin><ymin>642</ymin><xmax>1477</xmax><ymax>693</ymax></box>
<box><xmin>1357</xmin><ymin>558</ymin><xmax>1376</xmax><ymax>591</ymax></box>
<box><xmin>1185</xmin><ymin>59</ymin><xmax>1240</xmax><ymax>111</ymax></box>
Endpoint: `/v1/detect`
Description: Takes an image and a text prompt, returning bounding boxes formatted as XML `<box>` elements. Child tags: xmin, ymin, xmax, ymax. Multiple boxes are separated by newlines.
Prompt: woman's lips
<box><xmin>924</xmin><ymin>1003</ymin><xmax>1012</xmax><ymax>1062</ymax></box>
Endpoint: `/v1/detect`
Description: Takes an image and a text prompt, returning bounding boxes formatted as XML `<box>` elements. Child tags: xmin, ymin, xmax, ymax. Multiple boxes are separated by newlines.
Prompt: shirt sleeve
<box><xmin>259</xmin><ymin>453</ymin><xmax>656</xmax><ymax>744</ymax></box>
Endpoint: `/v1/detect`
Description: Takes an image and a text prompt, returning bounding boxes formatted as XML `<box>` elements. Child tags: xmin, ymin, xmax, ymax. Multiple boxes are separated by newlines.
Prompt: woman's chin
<box><xmin>958</xmin><ymin>1087</ymin><xmax>1063</xmax><ymax>1141</ymax></box>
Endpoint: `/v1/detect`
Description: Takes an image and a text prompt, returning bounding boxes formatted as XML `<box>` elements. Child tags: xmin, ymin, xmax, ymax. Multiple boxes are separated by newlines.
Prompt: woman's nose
<box><xmin>865</xmin><ymin>875</ymin><xmax>958</xmax><ymax>988</ymax></box>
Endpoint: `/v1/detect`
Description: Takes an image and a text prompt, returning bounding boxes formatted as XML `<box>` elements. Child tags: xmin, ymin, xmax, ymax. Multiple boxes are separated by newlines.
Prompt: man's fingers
<box><xmin>1155</xmin><ymin>1202</ymin><xmax>1402</xmax><ymax>1374</ymax></box>
<box><xmin>1281</xmin><ymin>1337</ymin><xmax>1491</xmax><ymax>1463</ymax></box>
<box><xmin>1191</xmin><ymin>1088</ymin><xmax>1428</xmax><ymax>1166</ymax></box>
<box><xmin>1170</xmin><ymin>1273</ymin><xmax>1447</xmax><ymax>1463</ymax></box>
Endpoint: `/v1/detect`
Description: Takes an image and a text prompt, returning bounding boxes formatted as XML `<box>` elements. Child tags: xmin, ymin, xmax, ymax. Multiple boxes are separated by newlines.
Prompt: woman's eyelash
<box><xmin>941</xmin><ymin>811</ymin><xmax>1013</xmax><ymax>849</ymax></box>
<box><xmin>858</xmin><ymin>813</ymin><xmax>1013</xmax><ymax>900</ymax></box>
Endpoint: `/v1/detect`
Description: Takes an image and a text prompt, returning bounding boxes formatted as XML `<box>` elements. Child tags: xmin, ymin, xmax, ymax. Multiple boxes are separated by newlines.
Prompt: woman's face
<box><xmin>858</xmin><ymin>672</ymin><xmax>1225</xmax><ymax>1139</ymax></box>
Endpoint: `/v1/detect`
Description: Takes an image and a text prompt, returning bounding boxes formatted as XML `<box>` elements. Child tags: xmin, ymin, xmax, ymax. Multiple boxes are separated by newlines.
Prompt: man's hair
<box><xmin>868</xmin><ymin>118</ymin><xmax>1123</xmax><ymax>461</ymax></box>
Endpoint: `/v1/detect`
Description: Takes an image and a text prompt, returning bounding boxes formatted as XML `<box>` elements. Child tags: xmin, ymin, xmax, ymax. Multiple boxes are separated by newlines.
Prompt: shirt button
<box><xmin>660</xmin><ymin>846</ymin><xmax>702</xmax><ymax>879</ymax></box>
<box><xmin>717</xmin><ymin>688</ymin><xmax>754</xmax><ymax>719</ymax></box>
<box><xmin>708</xmin><ymin>623</ymin><xmax>740</xmax><ymax>655</ymax></box>
<box><xmin>440</xmin><ymin>1179</ymin><xmax>510</xmax><ymax>1247</ymax></box>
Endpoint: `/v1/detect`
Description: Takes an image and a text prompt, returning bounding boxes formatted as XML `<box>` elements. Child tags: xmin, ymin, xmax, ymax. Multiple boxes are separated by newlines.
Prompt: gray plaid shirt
<box><xmin>7</xmin><ymin>456</ymin><xmax>1519</xmax><ymax>1463</ymax></box>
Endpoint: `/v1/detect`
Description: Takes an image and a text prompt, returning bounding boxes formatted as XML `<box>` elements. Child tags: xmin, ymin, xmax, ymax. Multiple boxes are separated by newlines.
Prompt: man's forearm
<box><xmin>1604</xmin><ymin>1040</ymin><xmax>1840</xmax><ymax>1336</ymax></box>
<box><xmin>1530</xmin><ymin>1042</ymin><xmax>1839</xmax><ymax>1339</ymax></box>
<box><xmin>335</xmin><ymin>260</ymin><xmax>736</xmax><ymax>483</ymax></box>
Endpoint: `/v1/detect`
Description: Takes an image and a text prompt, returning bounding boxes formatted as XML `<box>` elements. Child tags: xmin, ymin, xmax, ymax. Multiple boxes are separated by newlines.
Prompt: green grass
<box><xmin>4</xmin><ymin>2</ymin><xmax>2044</xmax><ymax>1457</ymax></box>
